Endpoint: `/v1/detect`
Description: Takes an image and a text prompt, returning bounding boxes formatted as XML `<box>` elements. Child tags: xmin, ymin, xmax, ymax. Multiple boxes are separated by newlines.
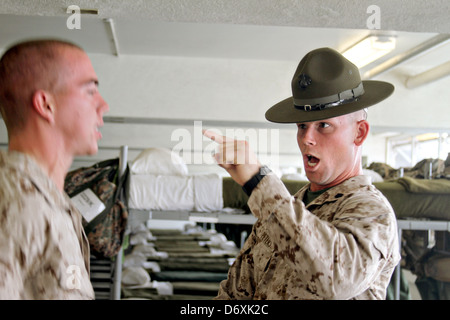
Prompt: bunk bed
<box><xmin>126</xmin><ymin>147</ymin><xmax>450</xmax><ymax>221</ymax></box>
<box><xmin>117</xmin><ymin>146</ymin><xmax>450</xmax><ymax>300</ymax></box>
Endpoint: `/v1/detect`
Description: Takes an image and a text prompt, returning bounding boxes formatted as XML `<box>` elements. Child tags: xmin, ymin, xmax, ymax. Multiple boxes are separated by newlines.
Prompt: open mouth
<box><xmin>306</xmin><ymin>154</ymin><xmax>320</xmax><ymax>167</ymax></box>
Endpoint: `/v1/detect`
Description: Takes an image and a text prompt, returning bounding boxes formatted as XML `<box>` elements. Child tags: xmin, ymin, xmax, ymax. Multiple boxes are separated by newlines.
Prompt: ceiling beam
<box><xmin>405</xmin><ymin>60</ymin><xmax>450</xmax><ymax>88</ymax></box>
<box><xmin>103</xmin><ymin>116</ymin><xmax>290</xmax><ymax>129</ymax></box>
<box><xmin>362</xmin><ymin>34</ymin><xmax>450</xmax><ymax>79</ymax></box>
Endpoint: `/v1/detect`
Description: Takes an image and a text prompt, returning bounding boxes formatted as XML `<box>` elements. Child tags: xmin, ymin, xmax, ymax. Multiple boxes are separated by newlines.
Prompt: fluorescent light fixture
<box><xmin>342</xmin><ymin>35</ymin><xmax>396</xmax><ymax>68</ymax></box>
<box><xmin>416</xmin><ymin>133</ymin><xmax>439</xmax><ymax>142</ymax></box>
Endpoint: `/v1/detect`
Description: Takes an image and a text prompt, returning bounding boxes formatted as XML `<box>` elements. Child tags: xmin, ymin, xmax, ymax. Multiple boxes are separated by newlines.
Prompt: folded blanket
<box><xmin>129</xmin><ymin>174</ymin><xmax>194</xmax><ymax>211</ymax></box>
<box><xmin>193</xmin><ymin>173</ymin><xmax>223</xmax><ymax>211</ymax></box>
<box><xmin>128</xmin><ymin>173</ymin><xmax>223</xmax><ymax>212</ymax></box>
<box><xmin>397</xmin><ymin>177</ymin><xmax>450</xmax><ymax>194</ymax></box>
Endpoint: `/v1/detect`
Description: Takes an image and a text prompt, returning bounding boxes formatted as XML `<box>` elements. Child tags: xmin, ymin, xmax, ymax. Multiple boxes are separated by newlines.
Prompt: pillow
<box><xmin>363</xmin><ymin>168</ymin><xmax>384</xmax><ymax>182</ymax></box>
<box><xmin>131</xmin><ymin>148</ymin><xmax>188</xmax><ymax>176</ymax></box>
<box><xmin>121</xmin><ymin>267</ymin><xmax>151</xmax><ymax>286</ymax></box>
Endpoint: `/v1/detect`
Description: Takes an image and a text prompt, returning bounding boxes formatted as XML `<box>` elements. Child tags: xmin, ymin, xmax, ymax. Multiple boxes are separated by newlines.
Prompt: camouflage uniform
<box><xmin>0</xmin><ymin>151</ymin><xmax>94</xmax><ymax>299</ymax></box>
<box><xmin>216</xmin><ymin>174</ymin><xmax>400</xmax><ymax>300</ymax></box>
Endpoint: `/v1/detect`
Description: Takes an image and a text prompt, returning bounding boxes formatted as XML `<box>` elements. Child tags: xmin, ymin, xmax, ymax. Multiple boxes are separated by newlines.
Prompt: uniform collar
<box><xmin>296</xmin><ymin>175</ymin><xmax>372</xmax><ymax>208</ymax></box>
<box><xmin>0</xmin><ymin>150</ymin><xmax>73</xmax><ymax>211</ymax></box>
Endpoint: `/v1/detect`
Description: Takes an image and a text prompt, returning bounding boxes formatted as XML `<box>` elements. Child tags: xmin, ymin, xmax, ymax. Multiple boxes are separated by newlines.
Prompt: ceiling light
<box><xmin>416</xmin><ymin>133</ymin><xmax>439</xmax><ymax>142</ymax></box>
<box><xmin>342</xmin><ymin>35</ymin><xmax>396</xmax><ymax>68</ymax></box>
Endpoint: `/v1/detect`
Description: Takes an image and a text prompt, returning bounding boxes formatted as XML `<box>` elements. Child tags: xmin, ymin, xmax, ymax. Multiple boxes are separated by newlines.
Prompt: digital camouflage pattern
<box><xmin>216</xmin><ymin>174</ymin><xmax>400</xmax><ymax>300</ymax></box>
<box><xmin>85</xmin><ymin>199</ymin><xmax>127</xmax><ymax>259</ymax></box>
<box><xmin>64</xmin><ymin>158</ymin><xmax>129</xmax><ymax>259</ymax></box>
<box><xmin>0</xmin><ymin>151</ymin><xmax>94</xmax><ymax>299</ymax></box>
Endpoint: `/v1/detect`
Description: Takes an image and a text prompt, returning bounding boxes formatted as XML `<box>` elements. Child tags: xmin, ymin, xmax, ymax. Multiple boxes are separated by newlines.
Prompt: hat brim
<box><xmin>265</xmin><ymin>80</ymin><xmax>394</xmax><ymax>123</ymax></box>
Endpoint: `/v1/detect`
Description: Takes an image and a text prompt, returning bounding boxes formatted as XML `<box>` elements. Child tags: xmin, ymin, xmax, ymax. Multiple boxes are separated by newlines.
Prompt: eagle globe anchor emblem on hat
<box><xmin>265</xmin><ymin>47</ymin><xmax>394</xmax><ymax>124</ymax></box>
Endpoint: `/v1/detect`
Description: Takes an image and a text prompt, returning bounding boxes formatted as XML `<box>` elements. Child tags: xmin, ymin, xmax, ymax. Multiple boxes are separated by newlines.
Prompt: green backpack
<box><xmin>64</xmin><ymin>158</ymin><xmax>129</xmax><ymax>259</ymax></box>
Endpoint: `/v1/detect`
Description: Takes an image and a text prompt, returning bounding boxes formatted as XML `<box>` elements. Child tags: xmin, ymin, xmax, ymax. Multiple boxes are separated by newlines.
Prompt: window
<box><xmin>386</xmin><ymin>132</ymin><xmax>449</xmax><ymax>169</ymax></box>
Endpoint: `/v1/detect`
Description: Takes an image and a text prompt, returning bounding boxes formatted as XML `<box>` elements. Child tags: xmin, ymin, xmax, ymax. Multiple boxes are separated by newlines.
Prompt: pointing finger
<box><xmin>202</xmin><ymin>129</ymin><xmax>234</xmax><ymax>144</ymax></box>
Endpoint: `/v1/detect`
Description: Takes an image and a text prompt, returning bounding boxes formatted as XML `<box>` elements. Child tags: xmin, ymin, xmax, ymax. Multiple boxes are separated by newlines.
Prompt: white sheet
<box><xmin>192</xmin><ymin>173</ymin><xmax>223</xmax><ymax>212</ymax></box>
<box><xmin>128</xmin><ymin>173</ymin><xmax>223</xmax><ymax>212</ymax></box>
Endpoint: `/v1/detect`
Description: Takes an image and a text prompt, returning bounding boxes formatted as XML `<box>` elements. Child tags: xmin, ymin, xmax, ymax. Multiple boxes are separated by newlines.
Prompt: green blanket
<box><xmin>397</xmin><ymin>177</ymin><xmax>450</xmax><ymax>194</ymax></box>
<box><xmin>222</xmin><ymin>177</ymin><xmax>450</xmax><ymax>221</ymax></box>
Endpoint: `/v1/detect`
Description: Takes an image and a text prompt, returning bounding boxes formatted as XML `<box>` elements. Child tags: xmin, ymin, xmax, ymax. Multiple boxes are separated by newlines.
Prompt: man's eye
<box><xmin>319</xmin><ymin>122</ymin><xmax>330</xmax><ymax>128</ymax></box>
<box><xmin>297</xmin><ymin>124</ymin><xmax>306</xmax><ymax>129</ymax></box>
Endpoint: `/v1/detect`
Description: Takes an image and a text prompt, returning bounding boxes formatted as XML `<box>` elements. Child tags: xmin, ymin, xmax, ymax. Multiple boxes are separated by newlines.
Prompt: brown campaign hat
<box><xmin>265</xmin><ymin>47</ymin><xmax>394</xmax><ymax>123</ymax></box>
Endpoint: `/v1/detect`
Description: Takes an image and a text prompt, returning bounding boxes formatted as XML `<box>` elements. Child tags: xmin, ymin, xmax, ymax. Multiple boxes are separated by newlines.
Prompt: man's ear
<box><xmin>32</xmin><ymin>90</ymin><xmax>55</xmax><ymax>125</ymax></box>
<box><xmin>355</xmin><ymin>119</ymin><xmax>369</xmax><ymax>146</ymax></box>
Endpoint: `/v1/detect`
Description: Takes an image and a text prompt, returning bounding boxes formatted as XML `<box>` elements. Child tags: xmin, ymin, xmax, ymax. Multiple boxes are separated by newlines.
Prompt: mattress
<box><xmin>128</xmin><ymin>171</ymin><xmax>449</xmax><ymax>220</ymax></box>
<box><xmin>128</xmin><ymin>173</ymin><xmax>223</xmax><ymax>212</ymax></box>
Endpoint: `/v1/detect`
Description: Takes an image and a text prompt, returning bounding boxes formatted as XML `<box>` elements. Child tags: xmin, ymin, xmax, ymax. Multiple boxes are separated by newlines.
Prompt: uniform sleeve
<box><xmin>247</xmin><ymin>174</ymin><xmax>396</xmax><ymax>299</ymax></box>
<box><xmin>0</xmin><ymin>197</ymin><xmax>49</xmax><ymax>299</ymax></box>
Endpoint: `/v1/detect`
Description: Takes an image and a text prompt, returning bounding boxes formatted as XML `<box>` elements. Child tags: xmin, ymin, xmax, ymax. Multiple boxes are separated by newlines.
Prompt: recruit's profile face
<box><xmin>52</xmin><ymin>48</ymin><xmax>109</xmax><ymax>156</ymax></box>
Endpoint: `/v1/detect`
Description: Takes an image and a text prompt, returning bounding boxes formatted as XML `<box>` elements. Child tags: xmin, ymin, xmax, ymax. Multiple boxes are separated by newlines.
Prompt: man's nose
<box><xmin>300</xmin><ymin>127</ymin><xmax>316</xmax><ymax>146</ymax></box>
<box><xmin>98</xmin><ymin>95</ymin><xmax>109</xmax><ymax>113</ymax></box>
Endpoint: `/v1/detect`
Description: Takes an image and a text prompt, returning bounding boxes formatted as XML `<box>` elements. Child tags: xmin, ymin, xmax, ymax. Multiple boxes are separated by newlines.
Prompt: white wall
<box><xmin>85</xmin><ymin>52</ymin><xmax>442</xmax><ymax>172</ymax></box>
<box><xmin>2</xmin><ymin>51</ymin><xmax>447</xmax><ymax>173</ymax></box>
<box><xmin>90</xmin><ymin>54</ymin><xmax>294</xmax><ymax>122</ymax></box>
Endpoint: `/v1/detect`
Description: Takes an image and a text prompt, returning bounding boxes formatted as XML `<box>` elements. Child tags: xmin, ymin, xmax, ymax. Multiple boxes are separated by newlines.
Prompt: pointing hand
<box><xmin>202</xmin><ymin>129</ymin><xmax>261</xmax><ymax>186</ymax></box>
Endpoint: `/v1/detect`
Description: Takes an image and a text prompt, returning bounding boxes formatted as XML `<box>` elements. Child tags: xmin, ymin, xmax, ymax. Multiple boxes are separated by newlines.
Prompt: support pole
<box><xmin>112</xmin><ymin>145</ymin><xmax>128</xmax><ymax>300</ymax></box>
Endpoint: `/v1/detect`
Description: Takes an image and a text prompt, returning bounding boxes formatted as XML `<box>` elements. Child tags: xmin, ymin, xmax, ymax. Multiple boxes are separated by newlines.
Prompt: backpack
<box><xmin>64</xmin><ymin>158</ymin><xmax>129</xmax><ymax>259</ymax></box>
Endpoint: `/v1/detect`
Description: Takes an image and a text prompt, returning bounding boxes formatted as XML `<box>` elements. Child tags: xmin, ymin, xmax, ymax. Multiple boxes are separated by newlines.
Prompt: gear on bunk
<box><xmin>64</xmin><ymin>158</ymin><xmax>130</xmax><ymax>259</ymax></box>
<box><xmin>367</xmin><ymin>156</ymin><xmax>448</xmax><ymax>180</ymax></box>
<box><xmin>369</xmin><ymin>154</ymin><xmax>450</xmax><ymax>299</ymax></box>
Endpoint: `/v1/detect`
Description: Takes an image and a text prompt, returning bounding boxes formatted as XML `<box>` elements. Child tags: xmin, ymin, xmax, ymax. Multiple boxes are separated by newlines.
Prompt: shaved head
<box><xmin>0</xmin><ymin>39</ymin><xmax>83</xmax><ymax>133</ymax></box>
